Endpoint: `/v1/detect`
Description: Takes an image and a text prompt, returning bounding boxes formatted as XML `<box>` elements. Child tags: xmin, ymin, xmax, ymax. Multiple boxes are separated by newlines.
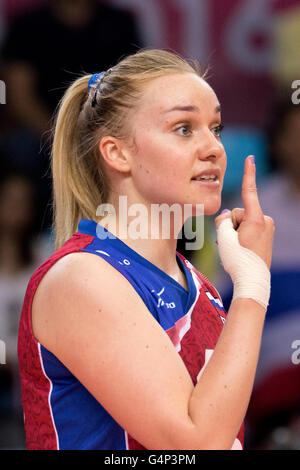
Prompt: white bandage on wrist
<box><xmin>217</xmin><ymin>218</ymin><xmax>271</xmax><ymax>310</ymax></box>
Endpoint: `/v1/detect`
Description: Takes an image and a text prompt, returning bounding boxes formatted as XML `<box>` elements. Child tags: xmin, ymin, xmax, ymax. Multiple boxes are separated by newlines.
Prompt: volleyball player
<box><xmin>18</xmin><ymin>49</ymin><xmax>274</xmax><ymax>450</ymax></box>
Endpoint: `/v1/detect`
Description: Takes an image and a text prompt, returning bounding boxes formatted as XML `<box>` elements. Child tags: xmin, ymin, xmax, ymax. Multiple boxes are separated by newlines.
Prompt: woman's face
<box><xmin>125</xmin><ymin>72</ymin><xmax>227</xmax><ymax>216</ymax></box>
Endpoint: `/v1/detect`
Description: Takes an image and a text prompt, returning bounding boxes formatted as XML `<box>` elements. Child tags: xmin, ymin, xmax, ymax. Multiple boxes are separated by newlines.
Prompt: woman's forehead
<box><xmin>138</xmin><ymin>73</ymin><xmax>218</xmax><ymax>114</ymax></box>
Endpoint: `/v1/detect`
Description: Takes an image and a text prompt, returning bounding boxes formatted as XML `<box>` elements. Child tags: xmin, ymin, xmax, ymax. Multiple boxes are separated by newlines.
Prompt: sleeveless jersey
<box><xmin>18</xmin><ymin>219</ymin><xmax>244</xmax><ymax>450</ymax></box>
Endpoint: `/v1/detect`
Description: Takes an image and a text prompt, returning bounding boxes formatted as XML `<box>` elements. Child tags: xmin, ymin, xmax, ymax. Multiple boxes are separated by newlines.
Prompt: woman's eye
<box><xmin>212</xmin><ymin>124</ymin><xmax>224</xmax><ymax>137</ymax></box>
<box><xmin>174</xmin><ymin>124</ymin><xmax>192</xmax><ymax>136</ymax></box>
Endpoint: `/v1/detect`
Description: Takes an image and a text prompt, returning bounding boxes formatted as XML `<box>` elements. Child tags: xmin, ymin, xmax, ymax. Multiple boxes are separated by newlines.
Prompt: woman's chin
<box><xmin>197</xmin><ymin>196</ymin><xmax>222</xmax><ymax>216</ymax></box>
<box><xmin>204</xmin><ymin>205</ymin><xmax>221</xmax><ymax>216</ymax></box>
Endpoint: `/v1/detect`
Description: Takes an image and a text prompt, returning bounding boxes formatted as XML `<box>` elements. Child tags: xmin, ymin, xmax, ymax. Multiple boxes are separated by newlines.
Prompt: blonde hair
<box><xmin>51</xmin><ymin>49</ymin><xmax>202</xmax><ymax>250</ymax></box>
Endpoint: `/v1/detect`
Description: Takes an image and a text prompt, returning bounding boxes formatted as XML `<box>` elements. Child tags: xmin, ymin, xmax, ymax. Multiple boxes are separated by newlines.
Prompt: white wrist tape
<box><xmin>217</xmin><ymin>218</ymin><xmax>271</xmax><ymax>310</ymax></box>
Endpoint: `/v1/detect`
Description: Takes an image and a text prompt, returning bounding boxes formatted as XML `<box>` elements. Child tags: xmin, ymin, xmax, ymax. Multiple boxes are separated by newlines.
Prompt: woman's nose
<box><xmin>196</xmin><ymin>129</ymin><xmax>225</xmax><ymax>161</ymax></box>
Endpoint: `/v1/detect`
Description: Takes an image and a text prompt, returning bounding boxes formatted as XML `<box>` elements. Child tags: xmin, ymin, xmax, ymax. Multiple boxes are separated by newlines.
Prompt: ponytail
<box><xmin>51</xmin><ymin>76</ymin><xmax>109</xmax><ymax>250</ymax></box>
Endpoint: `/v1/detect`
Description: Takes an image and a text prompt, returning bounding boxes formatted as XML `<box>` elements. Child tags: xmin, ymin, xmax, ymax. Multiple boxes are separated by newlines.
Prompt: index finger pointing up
<box><xmin>241</xmin><ymin>155</ymin><xmax>263</xmax><ymax>219</ymax></box>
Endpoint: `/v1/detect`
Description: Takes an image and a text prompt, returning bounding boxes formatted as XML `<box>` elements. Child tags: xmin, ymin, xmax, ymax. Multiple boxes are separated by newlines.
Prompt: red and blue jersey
<box><xmin>18</xmin><ymin>219</ymin><xmax>244</xmax><ymax>450</ymax></box>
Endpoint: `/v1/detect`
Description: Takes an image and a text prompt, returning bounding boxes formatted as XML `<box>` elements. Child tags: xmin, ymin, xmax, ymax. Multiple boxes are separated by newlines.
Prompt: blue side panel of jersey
<box><xmin>39</xmin><ymin>344</ymin><xmax>127</xmax><ymax>450</ymax></box>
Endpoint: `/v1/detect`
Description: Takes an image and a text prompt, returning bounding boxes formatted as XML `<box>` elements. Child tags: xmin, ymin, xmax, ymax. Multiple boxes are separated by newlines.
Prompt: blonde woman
<box><xmin>18</xmin><ymin>49</ymin><xmax>274</xmax><ymax>450</ymax></box>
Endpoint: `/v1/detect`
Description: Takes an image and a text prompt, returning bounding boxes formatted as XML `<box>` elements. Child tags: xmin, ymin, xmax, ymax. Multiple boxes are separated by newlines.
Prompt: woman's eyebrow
<box><xmin>163</xmin><ymin>104</ymin><xmax>221</xmax><ymax>114</ymax></box>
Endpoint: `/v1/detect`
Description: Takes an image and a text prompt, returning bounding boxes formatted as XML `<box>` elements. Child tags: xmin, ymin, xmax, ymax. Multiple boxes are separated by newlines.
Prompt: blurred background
<box><xmin>0</xmin><ymin>0</ymin><xmax>299</xmax><ymax>450</ymax></box>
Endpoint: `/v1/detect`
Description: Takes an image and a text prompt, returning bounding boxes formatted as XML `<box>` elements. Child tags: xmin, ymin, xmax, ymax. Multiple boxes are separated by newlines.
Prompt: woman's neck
<box><xmin>96</xmin><ymin>193</ymin><xmax>188</xmax><ymax>290</ymax></box>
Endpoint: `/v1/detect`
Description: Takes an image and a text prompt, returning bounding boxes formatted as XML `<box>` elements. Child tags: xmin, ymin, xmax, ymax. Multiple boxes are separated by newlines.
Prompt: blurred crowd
<box><xmin>0</xmin><ymin>0</ymin><xmax>299</xmax><ymax>450</ymax></box>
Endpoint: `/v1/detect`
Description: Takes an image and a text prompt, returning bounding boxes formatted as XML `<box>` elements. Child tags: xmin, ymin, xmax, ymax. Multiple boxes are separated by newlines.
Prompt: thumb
<box><xmin>215</xmin><ymin>209</ymin><xmax>232</xmax><ymax>230</ymax></box>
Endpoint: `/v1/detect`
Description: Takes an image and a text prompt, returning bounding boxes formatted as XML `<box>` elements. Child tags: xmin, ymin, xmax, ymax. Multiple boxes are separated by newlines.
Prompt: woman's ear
<box><xmin>99</xmin><ymin>136</ymin><xmax>131</xmax><ymax>173</ymax></box>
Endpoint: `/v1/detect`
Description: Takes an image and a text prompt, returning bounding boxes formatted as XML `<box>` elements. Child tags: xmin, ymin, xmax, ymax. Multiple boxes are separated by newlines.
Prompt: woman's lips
<box><xmin>191</xmin><ymin>178</ymin><xmax>220</xmax><ymax>188</ymax></box>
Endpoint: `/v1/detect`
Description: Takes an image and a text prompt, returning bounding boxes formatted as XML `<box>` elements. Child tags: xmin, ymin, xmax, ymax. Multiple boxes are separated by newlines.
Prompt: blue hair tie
<box><xmin>88</xmin><ymin>72</ymin><xmax>105</xmax><ymax>90</ymax></box>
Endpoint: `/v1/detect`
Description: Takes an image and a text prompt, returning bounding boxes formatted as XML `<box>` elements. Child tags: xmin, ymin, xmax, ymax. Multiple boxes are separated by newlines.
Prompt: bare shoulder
<box><xmin>32</xmin><ymin>251</ymin><xmax>111</xmax><ymax>306</ymax></box>
<box><xmin>38</xmin><ymin>250</ymin><xmax>107</xmax><ymax>282</ymax></box>
<box><xmin>31</xmin><ymin>251</ymin><xmax>137</xmax><ymax>348</ymax></box>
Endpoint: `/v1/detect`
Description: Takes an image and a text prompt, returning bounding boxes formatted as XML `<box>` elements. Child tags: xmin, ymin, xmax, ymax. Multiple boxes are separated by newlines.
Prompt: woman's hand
<box><xmin>214</xmin><ymin>156</ymin><xmax>274</xmax><ymax>309</ymax></box>
<box><xmin>215</xmin><ymin>155</ymin><xmax>274</xmax><ymax>269</ymax></box>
